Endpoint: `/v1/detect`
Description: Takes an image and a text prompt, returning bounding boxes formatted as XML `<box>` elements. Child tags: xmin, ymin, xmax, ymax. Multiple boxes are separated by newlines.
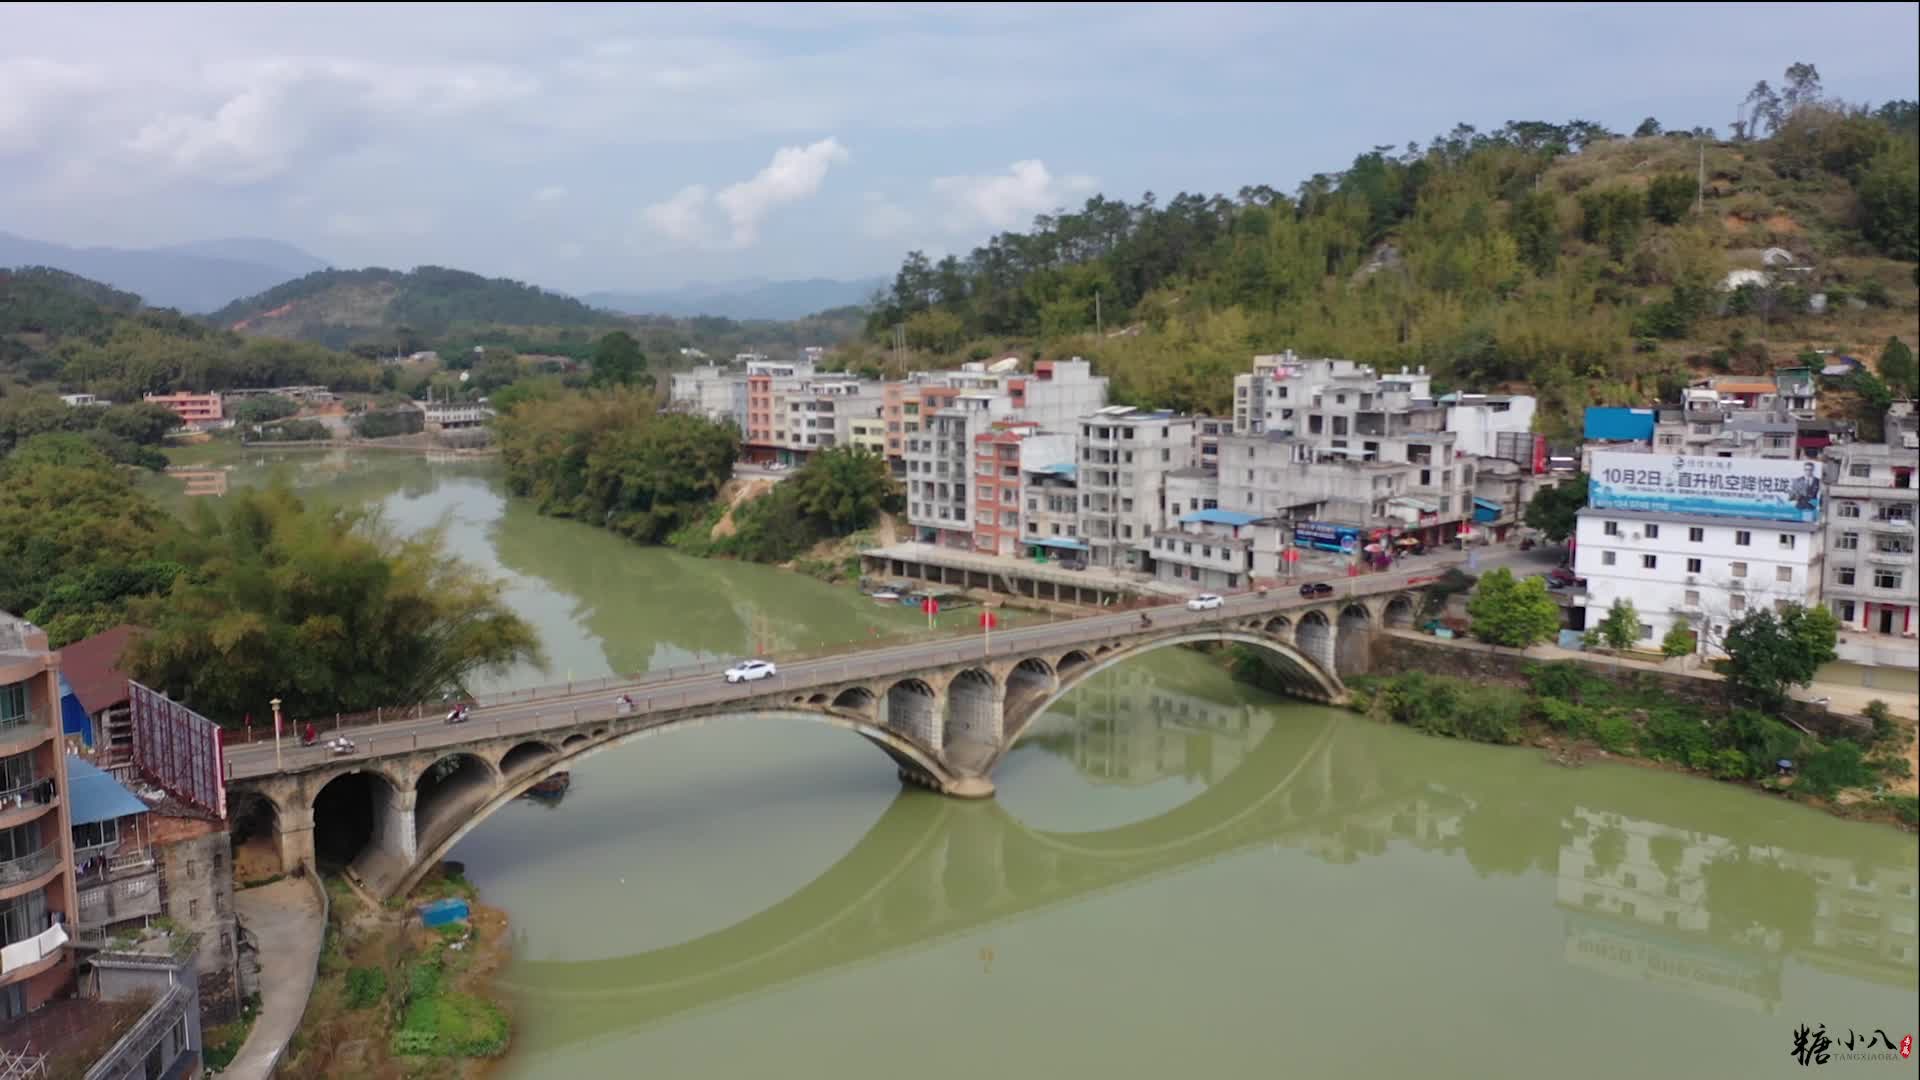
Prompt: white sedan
<box><xmin>723</xmin><ymin>659</ymin><xmax>778</xmax><ymax>684</ymax></box>
<box><xmin>1185</xmin><ymin>593</ymin><xmax>1224</xmax><ymax>611</ymax></box>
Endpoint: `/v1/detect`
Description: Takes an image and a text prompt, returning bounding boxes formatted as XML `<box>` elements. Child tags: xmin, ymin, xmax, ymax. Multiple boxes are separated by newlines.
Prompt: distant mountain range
<box><xmin>583</xmin><ymin>276</ymin><xmax>886</xmax><ymax>321</ymax></box>
<box><xmin>0</xmin><ymin>230</ymin><xmax>331</xmax><ymax>314</ymax></box>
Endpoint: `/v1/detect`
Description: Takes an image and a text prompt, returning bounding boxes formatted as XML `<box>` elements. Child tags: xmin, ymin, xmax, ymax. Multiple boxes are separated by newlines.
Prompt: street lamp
<box><xmin>271</xmin><ymin>698</ymin><xmax>284</xmax><ymax>770</ymax></box>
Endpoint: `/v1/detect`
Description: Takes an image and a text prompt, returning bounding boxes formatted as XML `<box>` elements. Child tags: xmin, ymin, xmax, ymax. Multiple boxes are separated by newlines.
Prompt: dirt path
<box><xmin>226</xmin><ymin>877</ymin><xmax>326</xmax><ymax>1080</ymax></box>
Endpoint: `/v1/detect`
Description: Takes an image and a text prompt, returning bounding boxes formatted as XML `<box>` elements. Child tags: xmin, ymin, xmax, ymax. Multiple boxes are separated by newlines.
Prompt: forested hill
<box><xmin>208</xmin><ymin>265</ymin><xmax>618</xmax><ymax>347</ymax></box>
<box><xmin>858</xmin><ymin>66</ymin><xmax>1918</xmax><ymax>437</ymax></box>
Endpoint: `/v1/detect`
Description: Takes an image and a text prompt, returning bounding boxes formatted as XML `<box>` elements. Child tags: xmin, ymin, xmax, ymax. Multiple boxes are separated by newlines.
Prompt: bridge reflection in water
<box><xmin>485</xmin><ymin>658</ymin><xmax>1917</xmax><ymax>1065</ymax></box>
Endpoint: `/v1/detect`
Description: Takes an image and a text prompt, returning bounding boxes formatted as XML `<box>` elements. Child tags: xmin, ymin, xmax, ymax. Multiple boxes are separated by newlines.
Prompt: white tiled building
<box><xmin>1822</xmin><ymin>402</ymin><xmax>1917</xmax><ymax>671</ymax></box>
<box><xmin>1075</xmin><ymin>407</ymin><xmax>1197</xmax><ymax>570</ymax></box>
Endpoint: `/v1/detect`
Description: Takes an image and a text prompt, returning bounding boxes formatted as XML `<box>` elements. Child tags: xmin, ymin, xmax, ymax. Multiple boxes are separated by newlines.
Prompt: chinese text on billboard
<box><xmin>1588</xmin><ymin>452</ymin><xmax>1821</xmax><ymax>524</ymax></box>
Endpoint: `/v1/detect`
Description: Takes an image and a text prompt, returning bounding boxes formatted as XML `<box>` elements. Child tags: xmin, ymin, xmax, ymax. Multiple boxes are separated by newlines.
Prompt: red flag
<box><xmin>978</xmin><ymin>611</ymin><xmax>999</xmax><ymax>630</ymax></box>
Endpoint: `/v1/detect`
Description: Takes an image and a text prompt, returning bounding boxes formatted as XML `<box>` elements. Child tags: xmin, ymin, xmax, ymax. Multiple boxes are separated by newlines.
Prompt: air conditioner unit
<box><xmin>1630</xmin><ymin>532</ymin><xmax>1643</xmax><ymax>542</ymax></box>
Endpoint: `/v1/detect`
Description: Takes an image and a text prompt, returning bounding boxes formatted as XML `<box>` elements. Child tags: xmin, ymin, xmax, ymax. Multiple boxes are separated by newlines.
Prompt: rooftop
<box><xmin>57</xmin><ymin>624</ymin><xmax>143</xmax><ymax>716</ymax></box>
<box><xmin>1577</xmin><ymin>506</ymin><xmax>1821</xmax><ymax>533</ymax></box>
<box><xmin>67</xmin><ymin>755</ymin><xmax>150</xmax><ymax>826</ymax></box>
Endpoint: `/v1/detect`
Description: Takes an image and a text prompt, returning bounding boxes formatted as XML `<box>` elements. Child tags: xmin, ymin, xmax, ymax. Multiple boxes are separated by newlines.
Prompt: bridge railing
<box><xmin>226</xmin><ymin>565</ymin><xmax>1443</xmax><ymax>754</ymax></box>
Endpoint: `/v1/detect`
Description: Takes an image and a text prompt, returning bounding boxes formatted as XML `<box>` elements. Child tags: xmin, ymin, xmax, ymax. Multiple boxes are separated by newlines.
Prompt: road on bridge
<box><xmin>224</xmin><ymin>543</ymin><xmax>1555</xmax><ymax>781</ymax></box>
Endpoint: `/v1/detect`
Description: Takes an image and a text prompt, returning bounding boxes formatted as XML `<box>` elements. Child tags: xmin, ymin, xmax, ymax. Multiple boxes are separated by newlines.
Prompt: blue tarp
<box><xmin>1033</xmin><ymin>462</ymin><xmax>1077</xmax><ymax>478</ymax></box>
<box><xmin>1583</xmin><ymin>407</ymin><xmax>1656</xmax><ymax>442</ymax></box>
<box><xmin>1028</xmin><ymin>537</ymin><xmax>1090</xmax><ymax>552</ymax></box>
<box><xmin>57</xmin><ymin>673</ymin><xmax>92</xmax><ymax>748</ymax></box>
<box><xmin>1178</xmin><ymin>509</ymin><xmax>1265</xmax><ymax>527</ymax></box>
<box><xmin>65</xmin><ymin>755</ymin><xmax>149</xmax><ymax>826</ymax></box>
<box><xmin>1473</xmin><ymin>497</ymin><xmax>1502</xmax><ymax>523</ymax></box>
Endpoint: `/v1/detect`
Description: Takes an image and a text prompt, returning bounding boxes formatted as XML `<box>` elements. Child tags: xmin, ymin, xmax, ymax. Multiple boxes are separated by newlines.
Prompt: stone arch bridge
<box><xmin>226</xmin><ymin>577</ymin><xmax>1428</xmax><ymax>898</ymax></box>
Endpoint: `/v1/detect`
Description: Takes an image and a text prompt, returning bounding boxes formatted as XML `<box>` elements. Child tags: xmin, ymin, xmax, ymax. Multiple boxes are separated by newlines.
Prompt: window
<box><xmin>1874</xmin><ymin>568</ymin><xmax>1905</xmax><ymax>590</ymax></box>
<box><xmin>1735</xmin><ymin>530</ymin><xmax>1752</xmax><ymax>546</ymax></box>
<box><xmin>1686</xmin><ymin>558</ymin><xmax>1702</xmax><ymax>574</ymax></box>
<box><xmin>1644</xmin><ymin>524</ymin><xmax>1659</xmax><ymax>539</ymax></box>
<box><xmin>1839</xmin><ymin>501</ymin><xmax>1861</xmax><ymax>518</ymax></box>
<box><xmin>1730</xmin><ymin>594</ymin><xmax>1746</xmax><ymax>612</ymax></box>
<box><xmin>1604</xmin><ymin>521</ymin><xmax>1620</xmax><ymax>537</ymax></box>
<box><xmin>1838</xmin><ymin>531</ymin><xmax>1860</xmax><ymax>550</ymax></box>
<box><xmin>1850</xmin><ymin>463</ymin><xmax>1871</xmax><ymax>479</ymax></box>
<box><xmin>1684</xmin><ymin>590</ymin><xmax>1700</xmax><ymax>606</ymax></box>
<box><xmin>1731</xmin><ymin>562</ymin><xmax>1748</xmax><ymax>578</ymax></box>
<box><xmin>0</xmin><ymin>685</ymin><xmax>24</xmax><ymax>731</ymax></box>
<box><xmin>1602</xmin><ymin>551</ymin><xmax>1617</xmax><ymax>566</ymax></box>
<box><xmin>1833</xmin><ymin>599</ymin><xmax>1856</xmax><ymax>623</ymax></box>
<box><xmin>1638</xmin><ymin>624</ymin><xmax>1653</xmax><ymax>640</ymax></box>
<box><xmin>0</xmin><ymin>753</ymin><xmax>30</xmax><ymax>797</ymax></box>
<box><xmin>1776</xmin><ymin>566</ymin><xmax>1792</xmax><ymax>583</ymax></box>
<box><xmin>71</xmin><ymin>819</ymin><xmax>118</xmax><ymax>851</ymax></box>
<box><xmin>1688</xmin><ymin>526</ymin><xmax>1704</xmax><ymax>543</ymax></box>
<box><xmin>1641</xmin><ymin>554</ymin><xmax>1657</xmax><ymax>570</ymax></box>
<box><xmin>1838</xmin><ymin>567</ymin><xmax>1855</xmax><ymax>585</ymax></box>
<box><xmin>189</xmin><ymin>899</ymin><xmax>200</xmax><ymax>920</ymax></box>
<box><xmin>1778</xmin><ymin>533</ymin><xmax>1795</xmax><ymax>550</ymax></box>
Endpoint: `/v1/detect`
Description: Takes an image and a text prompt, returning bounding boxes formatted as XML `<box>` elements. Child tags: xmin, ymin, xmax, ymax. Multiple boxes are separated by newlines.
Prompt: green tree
<box><xmin>1878</xmin><ymin>336</ymin><xmax>1917</xmax><ymax>399</ymax></box>
<box><xmin>0</xmin><ymin>454</ymin><xmax>175</xmax><ymax>637</ymax></box>
<box><xmin>124</xmin><ymin>481</ymin><xmax>543</xmax><ymax>721</ymax></box>
<box><xmin>1856</xmin><ymin>140</ymin><xmax>1919</xmax><ymax>260</ymax></box>
<box><xmin>1523</xmin><ymin>474</ymin><xmax>1589</xmax><ymax>544</ymax></box>
<box><xmin>589</xmin><ymin>331</ymin><xmax>646</xmax><ymax>388</ymax></box>
<box><xmin>1594</xmin><ymin>598</ymin><xmax>1640</xmax><ymax>651</ymax></box>
<box><xmin>1645</xmin><ymin>173</ymin><xmax>1695</xmax><ymax>225</ymax></box>
<box><xmin>230</xmin><ymin>395</ymin><xmax>300</xmax><ymax>425</ymax></box>
<box><xmin>1507</xmin><ymin>190</ymin><xmax>1560</xmax><ymax>276</ymax></box>
<box><xmin>1661</xmin><ymin>621</ymin><xmax>1697</xmax><ymax>659</ymax></box>
<box><xmin>1467</xmin><ymin>567</ymin><xmax>1563</xmax><ymax>648</ymax></box>
<box><xmin>1633</xmin><ymin>117</ymin><xmax>1663</xmax><ymax>138</ymax></box>
<box><xmin>1719</xmin><ymin>603</ymin><xmax>1839</xmax><ymax>710</ymax></box>
<box><xmin>788</xmin><ymin>446</ymin><xmax>895</xmax><ymax>534</ymax></box>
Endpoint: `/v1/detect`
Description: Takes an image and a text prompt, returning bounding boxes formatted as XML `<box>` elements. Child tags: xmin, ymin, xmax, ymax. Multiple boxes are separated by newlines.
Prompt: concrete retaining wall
<box><xmin>1370</xmin><ymin>631</ymin><xmax>1874</xmax><ymax>742</ymax></box>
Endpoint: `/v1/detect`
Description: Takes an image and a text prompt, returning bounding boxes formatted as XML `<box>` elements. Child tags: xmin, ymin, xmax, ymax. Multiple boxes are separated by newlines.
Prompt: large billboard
<box><xmin>128</xmin><ymin>681</ymin><xmax>227</xmax><ymax>820</ymax></box>
<box><xmin>1293</xmin><ymin>521</ymin><xmax>1361</xmax><ymax>554</ymax></box>
<box><xmin>1589</xmin><ymin>451</ymin><xmax>1822</xmax><ymax>524</ymax></box>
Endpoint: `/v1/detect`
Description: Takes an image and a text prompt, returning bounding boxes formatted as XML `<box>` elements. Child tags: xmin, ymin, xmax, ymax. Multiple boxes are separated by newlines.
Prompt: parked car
<box><xmin>724</xmin><ymin>659</ymin><xmax>778</xmax><ymax>684</ymax></box>
<box><xmin>1545</xmin><ymin>567</ymin><xmax>1585</xmax><ymax>589</ymax></box>
<box><xmin>1299</xmin><ymin>582</ymin><xmax>1334</xmax><ymax>597</ymax></box>
<box><xmin>1058</xmin><ymin>557</ymin><xmax>1088</xmax><ymax>571</ymax></box>
<box><xmin>1186</xmin><ymin>593</ymin><xmax>1224</xmax><ymax>611</ymax></box>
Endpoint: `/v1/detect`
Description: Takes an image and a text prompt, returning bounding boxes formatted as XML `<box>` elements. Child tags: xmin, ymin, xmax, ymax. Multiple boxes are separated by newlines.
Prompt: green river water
<box><xmin>151</xmin><ymin>450</ymin><xmax>1918</xmax><ymax>1079</ymax></box>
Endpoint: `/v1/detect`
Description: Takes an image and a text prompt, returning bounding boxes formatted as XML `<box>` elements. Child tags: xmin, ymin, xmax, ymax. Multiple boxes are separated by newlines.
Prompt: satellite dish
<box><xmin>459</xmin><ymin>372</ymin><xmax>470</xmax><ymax>383</ymax></box>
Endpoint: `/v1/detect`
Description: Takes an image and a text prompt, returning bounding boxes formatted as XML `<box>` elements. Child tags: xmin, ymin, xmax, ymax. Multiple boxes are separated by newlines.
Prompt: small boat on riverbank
<box><xmin>522</xmin><ymin>773</ymin><xmax>571</xmax><ymax>804</ymax></box>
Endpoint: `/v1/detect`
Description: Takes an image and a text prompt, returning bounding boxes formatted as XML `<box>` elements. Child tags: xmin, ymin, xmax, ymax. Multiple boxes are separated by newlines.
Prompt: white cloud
<box><xmin>326</xmin><ymin>207</ymin><xmax>437</xmax><ymax>238</ymax></box>
<box><xmin>931</xmin><ymin>159</ymin><xmax>1095</xmax><ymax>232</ymax></box>
<box><xmin>713</xmin><ymin>137</ymin><xmax>849</xmax><ymax>245</ymax></box>
<box><xmin>0</xmin><ymin>58</ymin><xmax>104</xmax><ymax>155</ymax></box>
<box><xmin>641</xmin><ymin>137</ymin><xmax>849</xmax><ymax>248</ymax></box>
<box><xmin>533</xmin><ymin>184</ymin><xmax>568</xmax><ymax>203</ymax></box>
<box><xmin>640</xmin><ymin>184</ymin><xmax>712</xmax><ymax>246</ymax></box>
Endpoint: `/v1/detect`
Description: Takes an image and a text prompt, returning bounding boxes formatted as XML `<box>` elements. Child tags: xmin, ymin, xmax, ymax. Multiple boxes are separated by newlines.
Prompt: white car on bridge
<box><xmin>724</xmin><ymin>659</ymin><xmax>778</xmax><ymax>684</ymax></box>
<box><xmin>1185</xmin><ymin>593</ymin><xmax>1224</xmax><ymax>611</ymax></box>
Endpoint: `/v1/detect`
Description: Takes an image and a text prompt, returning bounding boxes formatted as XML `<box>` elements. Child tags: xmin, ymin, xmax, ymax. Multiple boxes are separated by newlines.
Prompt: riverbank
<box><xmin>277</xmin><ymin>866</ymin><xmax>514</xmax><ymax>1078</ymax></box>
<box><xmin>1331</xmin><ymin>660</ymin><xmax>1919</xmax><ymax>831</ymax></box>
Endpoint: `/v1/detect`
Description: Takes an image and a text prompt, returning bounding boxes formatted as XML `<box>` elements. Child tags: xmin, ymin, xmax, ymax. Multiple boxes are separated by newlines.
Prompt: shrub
<box><xmin>1459</xmin><ymin>686</ymin><xmax>1529</xmax><ymax>745</ymax></box>
<box><xmin>1798</xmin><ymin>740</ymin><xmax>1875</xmax><ymax>797</ymax></box>
<box><xmin>1642</xmin><ymin>710</ymin><xmax>1712</xmax><ymax>763</ymax></box>
<box><xmin>1863</xmin><ymin>700</ymin><xmax>1898</xmax><ymax>745</ymax></box>
<box><xmin>1709</xmin><ymin>748</ymin><xmax>1753</xmax><ymax>781</ymax></box>
<box><xmin>345</xmin><ymin>966</ymin><xmax>386</xmax><ymax>1009</ymax></box>
<box><xmin>1876</xmin><ymin>794</ymin><xmax>1920</xmax><ymax>826</ymax></box>
<box><xmin>1592</xmin><ymin>713</ymin><xmax>1636</xmax><ymax>753</ymax></box>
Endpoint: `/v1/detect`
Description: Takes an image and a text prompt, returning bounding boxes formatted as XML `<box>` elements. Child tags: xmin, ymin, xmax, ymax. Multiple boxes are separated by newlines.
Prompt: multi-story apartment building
<box><xmin>1147</xmin><ymin>510</ymin><xmax>1284</xmax><ymax>591</ymax></box>
<box><xmin>1822</xmin><ymin>402</ymin><xmax>1917</xmax><ymax>671</ymax></box>
<box><xmin>1022</xmin><ymin>462</ymin><xmax>1081</xmax><ymax>556</ymax></box>
<box><xmin>881</xmin><ymin>380</ymin><xmax>922</xmax><ymax>467</ymax></box>
<box><xmin>847</xmin><ymin>416</ymin><xmax>887</xmax><ymax>456</ymax></box>
<box><xmin>1443</xmin><ymin>393</ymin><xmax>1537</xmax><ymax>458</ymax></box>
<box><xmin>1575</xmin><ymin>451</ymin><xmax>1825</xmax><ymax>654</ymax></box>
<box><xmin>970</xmin><ymin>425</ymin><xmax>1074</xmax><ymax>557</ymax></box>
<box><xmin>742</xmin><ymin>359</ymin><xmax>814</xmax><ymax>464</ymax></box>
<box><xmin>884</xmin><ymin>359</ymin><xmax>1107</xmax><ymax>475</ymax></box>
<box><xmin>667</xmin><ymin>364</ymin><xmax>738</xmax><ymax>423</ymax></box>
<box><xmin>781</xmin><ymin>378</ymin><xmax>883</xmax><ymax>456</ymax></box>
<box><xmin>0</xmin><ymin>613</ymin><xmax>77</xmax><ymax>1021</ymax></box>
<box><xmin>1076</xmin><ymin>407</ymin><xmax>1197</xmax><ymax>570</ymax></box>
<box><xmin>906</xmin><ymin>393</ymin><xmax>1014</xmax><ymax>549</ymax></box>
<box><xmin>141</xmin><ymin>391</ymin><xmax>222</xmax><ymax>426</ymax></box>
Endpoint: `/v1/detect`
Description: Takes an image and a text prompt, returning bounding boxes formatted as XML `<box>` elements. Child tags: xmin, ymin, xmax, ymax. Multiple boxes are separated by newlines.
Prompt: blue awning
<box><xmin>65</xmin><ymin>755</ymin><xmax>149</xmax><ymax>826</ymax></box>
<box><xmin>1028</xmin><ymin>537</ymin><xmax>1090</xmax><ymax>552</ymax></box>
<box><xmin>1474</xmin><ymin>498</ymin><xmax>1502</xmax><ymax>512</ymax></box>
<box><xmin>1032</xmin><ymin>462</ymin><xmax>1077</xmax><ymax>478</ymax></box>
<box><xmin>1178</xmin><ymin>509</ymin><xmax>1265</xmax><ymax>527</ymax></box>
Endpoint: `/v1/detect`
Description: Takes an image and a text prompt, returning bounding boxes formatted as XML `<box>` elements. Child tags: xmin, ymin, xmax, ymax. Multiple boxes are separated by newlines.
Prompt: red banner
<box><xmin>921</xmin><ymin>597</ymin><xmax>940</xmax><ymax>615</ymax></box>
<box><xmin>979</xmin><ymin>611</ymin><xmax>999</xmax><ymax>629</ymax></box>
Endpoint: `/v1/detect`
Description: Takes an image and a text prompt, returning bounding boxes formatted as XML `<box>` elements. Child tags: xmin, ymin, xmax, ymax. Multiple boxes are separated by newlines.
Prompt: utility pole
<box><xmin>1095</xmin><ymin>292</ymin><xmax>1103</xmax><ymax>337</ymax></box>
<box><xmin>1696</xmin><ymin>137</ymin><xmax>1706</xmax><ymax>216</ymax></box>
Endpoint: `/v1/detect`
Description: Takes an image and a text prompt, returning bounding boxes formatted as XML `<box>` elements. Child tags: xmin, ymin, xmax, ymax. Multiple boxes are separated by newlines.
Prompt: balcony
<box><xmin>77</xmin><ymin>866</ymin><xmax>163</xmax><ymax>930</ymax></box>
<box><xmin>0</xmin><ymin>705</ymin><xmax>53</xmax><ymax>755</ymax></box>
<box><xmin>0</xmin><ymin>921</ymin><xmax>67</xmax><ymax>979</ymax></box>
<box><xmin>0</xmin><ymin>844</ymin><xmax>60</xmax><ymax>888</ymax></box>
<box><xmin>0</xmin><ymin>776</ymin><xmax>56</xmax><ymax>831</ymax></box>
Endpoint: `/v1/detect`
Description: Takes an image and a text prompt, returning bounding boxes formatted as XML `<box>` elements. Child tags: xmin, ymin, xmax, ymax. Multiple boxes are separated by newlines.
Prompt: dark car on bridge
<box><xmin>1299</xmin><ymin>582</ymin><xmax>1334</xmax><ymax>597</ymax></box>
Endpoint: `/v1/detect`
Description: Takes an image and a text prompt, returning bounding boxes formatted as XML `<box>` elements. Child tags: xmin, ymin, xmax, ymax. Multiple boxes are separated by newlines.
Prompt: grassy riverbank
<box><xmin>280</xmin><ymin>867</ymin><xmax>513</xmax><ymax>1078</ymax></box>
<box><xmin>1333</xmin><ymin>661</ymin><xmax>1918</xmax><ymax>829</ymax></box>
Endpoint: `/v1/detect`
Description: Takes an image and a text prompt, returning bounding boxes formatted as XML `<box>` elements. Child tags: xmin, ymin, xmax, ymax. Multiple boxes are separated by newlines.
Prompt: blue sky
<box><xmin>3</xmin><ymin>2</ymin><xmax>1915</xmax><ymax>293</ymax></box>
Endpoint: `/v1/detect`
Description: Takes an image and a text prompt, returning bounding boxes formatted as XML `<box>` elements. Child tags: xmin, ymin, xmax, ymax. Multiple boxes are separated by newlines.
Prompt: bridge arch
<box><xmin>999</xmin><ymin>630</ymin><xmax>1343</xmax><ymax>751</ymax></box>
<box><xmin>391</xmin><ymin>708</ymin><xmax>966</xmax><ymax>899</ymax></box>
<box><xmin>1264</xmin><ymin>615</ymin><xmax>1292</xmax><ymax>641</ymax></box>
<box><xmin>1003</xmin><ymin>658</ymin><xmax>1056</xmax><ymax>723</ymax></box>
<box><xmin>561</xmin><ymin>733</ymin><xmax>590</xmax><ymax>749</ymax></box>
<box><xmin>414</xmin><ymin>752</ymin><xmax>498</xmax><ymax>864</ymax></box>
<box><xmin>1294</xmin><ymin>610</ymin><xmax>1333</xmax><ymax>671</ymax></box>
<box><xmin>310</xmin><ymin>768</ymin><xmax>404</xmax><ymax>879</ymax></box>
<box><xmin>500</xmin><ymin>740</ymin><xmax>559</xmax><ymax>779</ymax></box>
<box><xmin>882</xmin><ymin>678</ymin><xmax>939</xmax><ymax>749</ymax></box>
<box><xmin>1056</xmin><ymin>650</ymin><xmax>1092</xmax><ymax>680</ymax></box>
<box><xmin>1383</xmin><ymin>593</ymin><xmax>1416</xmax><ymax>629</ymax></box>
<box><xmin>831</xmin><ymin>686</ymin><xmax>876</xmax><ymax>715</ymax></box>
<box><xmin>1335</xmin><ymin>603</ymin><xmax>1374</xmax><ymax>677</ymax></box>
<box><xmin>944</xmin><ymin>668</ymin><xmax>999</xmax><ymax>749</ymax></box>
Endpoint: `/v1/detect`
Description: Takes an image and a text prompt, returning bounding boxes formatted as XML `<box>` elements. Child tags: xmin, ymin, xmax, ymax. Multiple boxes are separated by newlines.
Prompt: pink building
<box><xmin>142</xmin><ymin>392</ymin><xmax>223</xmax><ymax>425</ymax></box>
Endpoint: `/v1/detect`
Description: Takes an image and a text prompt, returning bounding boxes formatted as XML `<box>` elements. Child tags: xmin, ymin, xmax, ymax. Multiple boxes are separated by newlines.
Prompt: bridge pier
<box><xmin>376</xmin><ymin>786</ymin><xmax>418</xmax><ymax>866</ymax></box>
<box><xmin>276</xmin><ymin>803</ymin><xmax>316</xmax><ymax>875</ymax></box>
